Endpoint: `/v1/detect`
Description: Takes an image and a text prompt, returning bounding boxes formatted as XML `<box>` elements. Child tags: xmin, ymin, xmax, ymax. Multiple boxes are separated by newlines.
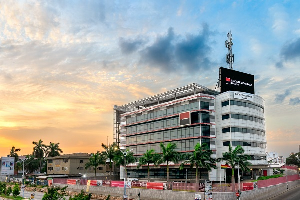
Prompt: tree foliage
<box><xmin>159</xmin><ymin>142</ymin><xmax>179</xmax><ymax>182</ymax></box>
<box><xmin>42</xmin><ymin>186</ymin><xmax>68</xmax><ymax>200</ymax></box>
<box><xmin>286</xmin><ymin>152</ymin><xmax>300</xmax><ymax>167</ymax></box>
<box><xmin>32</xmin><ymin>139</ymin><xmax>47</xmax><ymax>172</ymax></box>
<box><xmin>85</xmin><ymin>151</ymin><xmax>106</xmax><ymax>177</ymax></box>
<box><xmin>222</xmin><ymin>144</ymin><xmax>251</xmax><ymax>191</ymax></box>
<box><xmin>180</xmin><ymin>143</ymin><xmax>216</xmax><ymax>184</ymax></box>
<box><xmin>46</xmin><ymin>142</ymin><xmax>63</xmax><ymax>157</ymax></box>
<box><xmin>101</xmin><ymin>143</ymin><xmax>118</xmax><ymax>177</ymax></box>
<box><xmin>9</xmin><ymin>146</ymin><xmax>21</xmax><ymax>163</ymax></box>
<box><xmin>138</xmin><ymin>149</ymin><xmax>161</xmax><ymax>181</ymax></box>
<box><xmin>69</xmin><ymin>190</ymin><xmax>91</xmax><ymax>200</ymax></box>
<box><xmin>24</xmin><ymin>155</ymin><xmax>40</xmax><ymax>173</ymax></box>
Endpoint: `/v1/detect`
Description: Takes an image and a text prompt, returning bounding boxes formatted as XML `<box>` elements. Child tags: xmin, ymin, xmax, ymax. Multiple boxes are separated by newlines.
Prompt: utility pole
<box><xmin>225</xmin><ymin>31</ymin><xmax>234</xmax><ymax>69</ymax></box>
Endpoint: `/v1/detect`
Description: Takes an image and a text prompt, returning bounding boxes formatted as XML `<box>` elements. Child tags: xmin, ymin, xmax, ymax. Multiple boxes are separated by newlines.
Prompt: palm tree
<box><xmin>32</xmin><ymin>139</ymin><xmax>47</xmax><ymax>172</ymax></box>
<box><xmin>138</xmin><ymin>149</ymin><xmax>161</xmax><ymax>182</ymax></box>
<box><xmin>9</xmin><ymin>146</ymin><xmax>21</xmax><ymax>163</ymax></box>
<box><xmin>159</xmin><ymin>142</ymin><xmax>179</xmax><ymax>183</ymax></box>
<box><xmin>24</xmin><ymin>155</ymin><xmax>39</xmax><ymax>173</ymax></box>
<box><xmin>46</xmin><ymin>142</ymin><xmax>63</xmax><ymax>157</ymax></box>
<box><xmin>101</xmin><ymin>143</ymin><xmax>118</xmax><ymax>178</ymax></box>
<box><xmin>180</xmin><ymin>143</ymin><xmax>216</xmax><ymax>186</ymax></box>
<box><xmin>85</xmin><ymin>151</ymin><xmax>106</xmax><ymax>177</ymax></box>
<box><xmin>114</xmin><ymin>149</ymin><xmax>136</xmax><ymax>180</ymax></box>
<box><xmin>222</xmin><ymin>144</ymin><xmax>251</xmax><ymax>192</ymax></box>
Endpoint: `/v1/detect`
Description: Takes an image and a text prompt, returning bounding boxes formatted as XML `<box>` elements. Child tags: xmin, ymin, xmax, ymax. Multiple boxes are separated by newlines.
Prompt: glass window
<box><xmin>194</xmin><ymin>126</ymin><xmax>200</xmax><ymax>137</ymax></box>
<box><xmin>222</xmin><ymin>100</ymin><xmax>229</xmax><ymax>107</ymax></box>
<box><xmin>171</xmin><ymin>130</ymin><xmax>177</xmax><ymax>139</ymax></box>
<box><xmin>200</xmin><ymin>101</ymin><xmax>209</xmax><ymax>110</ymax></box>
<box><xmin>223</xmin><ymin>141</ymin><xmax>230</xmax><ymax>146</ymax></box>
<box><xmin>222</xmin><ymin>114</ymin><xmax>230</xmax><ymax>120</ymax></box>
<box><xmin>222</xmin><ymin>127</ymin><xmax>230</xmax><ymax>133</ymax></box>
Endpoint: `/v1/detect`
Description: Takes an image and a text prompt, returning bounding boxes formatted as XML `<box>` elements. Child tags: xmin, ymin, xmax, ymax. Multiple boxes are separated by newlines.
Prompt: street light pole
<box><xmin>123</xmin><ymin>151</ymin><xmax>127</xmax><ymax>200</ymax></box>
<box><xmin>21</xmin><ymin>159</ymin><xmax>25</xmax><ymax>198</ymax></box>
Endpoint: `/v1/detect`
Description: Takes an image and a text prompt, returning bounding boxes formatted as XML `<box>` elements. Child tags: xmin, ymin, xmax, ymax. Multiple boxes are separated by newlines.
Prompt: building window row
<box><xmin>126</xmin><ymin>125</ymin><xmax>211</xmax><ymax>145</ymax></box>
<box><xmin>126</xmin><ymin>100</ymin><xmax>211</xmax><ymax>124</ymax></box>
<box><xmin>221</xmin><ymin>100</ymin><xmax>264</xmax><ymax>113</ymax></box>
<box><xmin>222</xmin><ymin>113</ymin><xmax>264</xmax><ymax>124</ymax></box>
<box><xmin>223</xmin><ymin>141</ymin><xmax>266</xmax><ymax>148</ymax></box>
<box><xmin>222</xmin><ymin>127</ymin><xmax>265</xmax><ymax>135</ymax></box>
<box><xmin>128</xmin><ymin>138</ymin><xmax>212</xmax><ymax>155</ymax></box>
<box><xmin>127</xmin><ymin>112</ymin><xmax>211</xmax><ymax>135</ymax></box>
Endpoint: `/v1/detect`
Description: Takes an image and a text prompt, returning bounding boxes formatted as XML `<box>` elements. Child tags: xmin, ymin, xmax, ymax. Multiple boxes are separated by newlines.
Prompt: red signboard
<box><xmin>236</xmin><ymin>192</ymin><xmax>240</xmax><ymax>197</ymax></box>
<box><xmin>146</xmin><ymin>182</ymin><xmax>165</xmax><ymax>190</ymax></box>
<box><xmin>102</xmin><ymin>180</ymin><xmax>111</xmax><ymax>187</ymax></box>
<box><xmin>111</xmin><ymin>181</ymin><xmax>124</xmax><ymax>188</ymax></box>
<box><xmin>242</xmin><ymin>182</ymin><xmax>254</xmax><ymax>191</ymax></box>
<box><xmin>67</xmin><ymin>179</ymin><xmax>77</xmax><ymax>185</ymax></box>
<box><xmin>131</xmin><ymin>181</ymin><xmax>147</xmax><ymax>189</ymax></box>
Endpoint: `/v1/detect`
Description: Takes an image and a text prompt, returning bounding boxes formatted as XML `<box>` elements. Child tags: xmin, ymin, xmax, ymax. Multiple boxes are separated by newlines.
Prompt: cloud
<box><xmin>139</xmin><ymin>24</ymin><xmax>214</xmax><ymax>72</ymax></box>
<box><xmin>274</xmin><ymin>89</ymin><xmax>291</xmax><ymax>103</ymax></box>
<box><xmin>140</xmin><ymin>27</ymin><xmax>175</xmax><ymax>72</ymax></box>
<box><xmin>174</xmin><ymin>23</ymin><xmax>213</xmax><ymax>71</ymax></box>
<box><xmin>289</xmin><ymin>97</ymin><xmax>300</xmax><ymax>105</ymax></box>
<box><xmin>119</xmin><ymin>37</ymin><xmax>145</xmax><ymax>55</ymax></box>
<box><xmin>280</xmin><ymin>38</ymin><xmax>300</xmax><ymax>61</ymax></box>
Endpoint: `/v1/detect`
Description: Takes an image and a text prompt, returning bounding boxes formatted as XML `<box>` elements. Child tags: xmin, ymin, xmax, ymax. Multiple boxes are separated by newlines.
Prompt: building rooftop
<box><xmin>114</xmin><ymin>83</ymin><xmax>219</xmax><ymax>112</ymax></box>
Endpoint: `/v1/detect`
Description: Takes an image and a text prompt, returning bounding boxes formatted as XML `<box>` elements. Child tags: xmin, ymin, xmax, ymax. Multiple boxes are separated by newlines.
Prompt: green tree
<box><xmin>180</xmin><ymin>143</ymin><xmax>216</xmax><ymax>186</ymax></box>
<box><xmin>9</xmin><ymin>146</ymin><xmax>21</xmax><ymax>170</ymax></box>
<box><xmin>32</xmin><ymin>139</ymin><xmax>47</xmax><ymax>172</ymax></box>
<box><xmin>46</xmin><ymin>142</ymin><xmax>63</xmax><ymax>157</ymax></box>
<box><xmin>42</xmin><ymin>186</ymin><xmax>68</xmax><ymax>200</ymax></box>
<box><xmin>12</xmin><ymin>184</ymin><xmax>20</xmax><ymax>197</ymax></box>
<box><xmin>101</xmin><ymin>143</ymin><xmax>118</xmax><ymax>178</ymax></box>
<box><xmin>114</xmin><ymin>149</ymin><xmax>136</xmax><ymax>180</ymax></box>
<box><xmin>222</xmin><ymin>144</ymin><xmax>251</xmax><ymax>192</ymax></box>
<box><xmin>85</xmin><ymin>151</ymin><xmax>106</xmax><ymax>177</ymax></box>
<box><xmin>24</xmin><ymin>155</ymin><xmax>40</xmax><ymax>173</ymax></box>
<box><xmin>138</xmin><ymin>149</ymin><xmax>161</xmax><ymax>181</ymax></box>
<box><xmin>286</xmin><ymin>152</ymin><xmax>300</xmax><ymax>167</ymax></box>
<box><xmin>159</xmin><ymin>142</ymin><xmax>179</xmax><ymax>182</ymax></box>
<box><xmin>69</xmin><ymin>189</ymin><xmax>91</xmax><ymax>200</ymax></box>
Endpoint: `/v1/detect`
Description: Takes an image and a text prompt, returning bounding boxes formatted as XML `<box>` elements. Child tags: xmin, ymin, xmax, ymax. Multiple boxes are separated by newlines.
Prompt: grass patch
<box><xmin>0</xmin><ymin>194</ymin><xmax>24</xmax><ymax>200</ymax></box>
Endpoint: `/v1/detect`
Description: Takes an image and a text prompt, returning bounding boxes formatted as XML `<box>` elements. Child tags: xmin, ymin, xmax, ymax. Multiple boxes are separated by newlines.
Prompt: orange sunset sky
<box><xmin>0</xmin><ymin>1</ymin><xmax>299</xmax><ymax>159</ymax></box>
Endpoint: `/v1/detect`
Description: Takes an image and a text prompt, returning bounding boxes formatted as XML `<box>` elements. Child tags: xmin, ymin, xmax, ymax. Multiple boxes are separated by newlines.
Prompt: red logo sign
<box><xmin>226</xmin><ymin>77</ymin><xmax>231</xmax><ymax>82</ymax></box>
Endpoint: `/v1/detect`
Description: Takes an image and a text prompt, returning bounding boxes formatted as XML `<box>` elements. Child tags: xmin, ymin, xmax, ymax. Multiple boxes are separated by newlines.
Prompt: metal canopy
<box><xmin>114</xmin><ymin>83</ymin><xmax>218</xmax><ymax>112</ymax></box>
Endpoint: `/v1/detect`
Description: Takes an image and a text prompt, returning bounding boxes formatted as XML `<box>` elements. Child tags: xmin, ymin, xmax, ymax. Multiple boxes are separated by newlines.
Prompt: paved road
<box><xmin>269</xmin><ymin>184</ymin><xmax>300</xmax><ymax>200</ymax></box>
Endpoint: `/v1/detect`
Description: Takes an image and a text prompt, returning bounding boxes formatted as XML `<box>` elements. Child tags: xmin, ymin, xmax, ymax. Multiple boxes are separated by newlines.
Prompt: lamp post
<box><xmin>123</xmin><ymin>151</ymin><xmax>127</xmax><ymax>200</ymax></box>
<box><xmin>20</xmin><ymin>159</ymin><xmax>25</xmax><ymax>198</ymax></box>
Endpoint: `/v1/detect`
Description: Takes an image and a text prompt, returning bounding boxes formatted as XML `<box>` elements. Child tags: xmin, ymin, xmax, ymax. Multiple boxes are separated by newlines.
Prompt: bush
<box><xmin>0</xmin><ymin>182</ymin><xmax>7</xmax><ymax>194</ymax></box>
<box><xmin>6</xmin><ymin>186</ymin><xmax>12</xmax><ymax>196</ymax></box>
<box><xmin>257</xmin><ymin>174</ymin><xmax>283</xmax><ymax>180</ymax></box>
<box><xmin>69</xmin><ymin>190</ymin><xmax>91</xmax><ymax>200</ymax></box>
<box><xmin>42</xmin><ymin>186</ymin><xmax>68</xmax><ymax>200</ymax></box>
<box><xmin>13</xmin><ymin>184</ymin><xmax>20</xmax><ymax>197</ymax></box>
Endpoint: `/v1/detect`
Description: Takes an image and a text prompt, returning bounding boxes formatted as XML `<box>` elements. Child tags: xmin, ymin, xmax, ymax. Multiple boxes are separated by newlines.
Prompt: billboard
<box><xmin>1</xmin><ymin>157</ymin><xmax>15</xmax><ymax>175</ymax></box>
<box><xmin>219</xmin><ymin>67</ymin><xmax>254</xmax><ymax>94</ymax></box>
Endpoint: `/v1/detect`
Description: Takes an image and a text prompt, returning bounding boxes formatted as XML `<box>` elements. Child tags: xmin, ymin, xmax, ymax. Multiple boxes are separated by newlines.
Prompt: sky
<box><xmin>0</xmin><ymin>0</ymin><xmax>299</xmax><ymax>159</ymax></box>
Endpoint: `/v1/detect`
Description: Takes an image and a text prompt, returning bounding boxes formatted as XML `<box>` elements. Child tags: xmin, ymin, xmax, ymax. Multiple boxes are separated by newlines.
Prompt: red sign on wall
<box><xmin>67</xmin><ymin>179</ymin><xmax>77</xmax><ymax>185</ymax></box>
<box><xmin>146</xmin><ymin>182</ymin><xmax>166</xmax><ymax>190</ymax></box>
<box><xmin>111</xmin><ymin>181</ymin><xmax>124</xmax><ymax>188</ymax></box>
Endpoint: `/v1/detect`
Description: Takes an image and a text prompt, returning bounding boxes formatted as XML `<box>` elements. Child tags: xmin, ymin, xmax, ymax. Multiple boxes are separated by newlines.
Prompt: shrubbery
<box><xmin>42</xmin><ymin>186</ymin><xmax>68</xmax><ymax>200</ymax></box>
<box><xmin>257</xmin><ymin>174</ymin><xmax>283</xmax><ymax>180</ymax></box>
<box><xmin>69</xmin><ymin>190</ymin><xmax>91</xmax><ymax>200</ymax></box>
<box><xmin>12</xmin><ymin>184</ymin><xmax>20</xmax><ymax>197</ymax></box>
<box><xmin>6</xmin><ymin>186</ymin><xmax>12</xmax><ymax>196</ymax></box>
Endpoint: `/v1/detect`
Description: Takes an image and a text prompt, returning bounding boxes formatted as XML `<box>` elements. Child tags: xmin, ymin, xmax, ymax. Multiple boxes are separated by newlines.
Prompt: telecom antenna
<box><xmin>225</xmin><ymin>31</ymin><xmax>234</xmax><ymax>69</ymax></box>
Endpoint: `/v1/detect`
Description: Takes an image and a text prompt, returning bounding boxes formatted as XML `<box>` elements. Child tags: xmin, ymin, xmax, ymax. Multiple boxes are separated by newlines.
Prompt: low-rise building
<box><xmin>46</xmin><ymin>153</ymin><xmax>107</xmax><ymax>177</ymax></box>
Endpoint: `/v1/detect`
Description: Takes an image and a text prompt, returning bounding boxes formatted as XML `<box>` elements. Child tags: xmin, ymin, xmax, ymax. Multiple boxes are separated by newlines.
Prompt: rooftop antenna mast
<box><xmin>225</xmin><ymin>31</ymin><xmax>234</xmax><ymax>69</ymax></box>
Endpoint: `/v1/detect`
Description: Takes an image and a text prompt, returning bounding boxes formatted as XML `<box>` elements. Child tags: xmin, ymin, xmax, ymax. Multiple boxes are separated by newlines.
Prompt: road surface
<box><xmin>269</xmin><ymin>184</ymin><xmax>300</xmax><ymax>200</ymax></box>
